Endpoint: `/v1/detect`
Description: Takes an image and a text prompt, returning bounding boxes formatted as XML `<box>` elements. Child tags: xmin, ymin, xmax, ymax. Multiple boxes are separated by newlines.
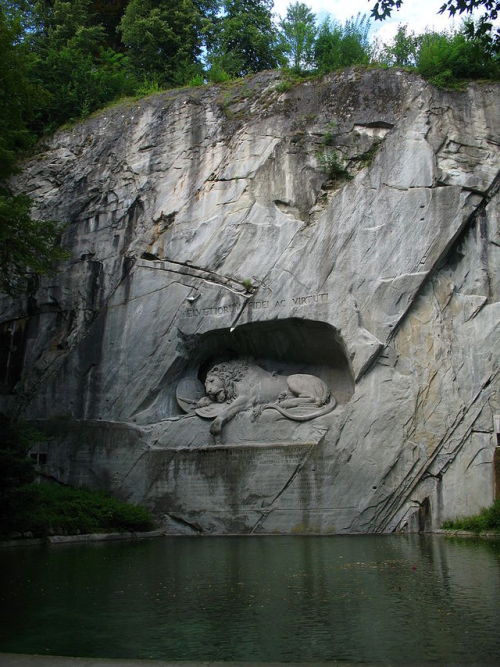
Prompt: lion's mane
<box><xmin>207</xmin><ymin>360</ymin><xmax>249</xmax><ymax>402</ymax></box>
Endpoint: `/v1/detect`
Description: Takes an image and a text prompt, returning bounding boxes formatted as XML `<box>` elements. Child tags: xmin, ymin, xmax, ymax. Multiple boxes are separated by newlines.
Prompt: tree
<box><xmin>279</xmin><ymin>2</ymin><xmax>317</xmax><ymax>72</ymax></box>
<box><xmin>379</xmin><ymin>24</ymin><xmax>420</xmax><ymax>66</ymax></box>
<box><xmin>119</xmin><ymin>0</ymin><xmax>204</xmax><ymax>86</ymax></box>
<box><xmin>0</xmin><ymin>416</ymin><xmax>36</xmax><ymax>507</ymax></box>
<box><xmin>0</xmin><ymin>415</ymin><xmax>38</xmax><ymax>534</ymax></box>
<box><xmin>89</xmin><ymin>0</ymin><xmax>130</xmax><ymax>50</ymax></box>
<box><xmin>314</xmin><ymin>14</ymin><xmax>371</xmax><ymax>73</ymax></box>
<box><xmin>0</xmin><ymin>194</ymin><xmax>68</xmax><ymax>295</ymax></box>
<box><xmin>18</xmin><ymin>0</ymin><xmax>138</xmax><ymax>132</ymax></box>
<box><xmin>370</xmin><ymin>1</ymin><xmax>500</xmax><ymax>46</ymax></box>
<box><xmin>416</xmin><ymin>22</ymin><xmax>500</xmax><ymax>84</ymax></box>
<box><xmin>0</xmin><ymin>4</ymin><xmax>34</xmax><ymax>179</ymax></box>
<box><xmin>0</xmin><ymin>4</ymin><xmax>67</xmax><ymax>296</ymax></box>
<box><xmin>207</xmin><ymin>0</ymin><xmax>281</xmax><ymax>78</ymax></box>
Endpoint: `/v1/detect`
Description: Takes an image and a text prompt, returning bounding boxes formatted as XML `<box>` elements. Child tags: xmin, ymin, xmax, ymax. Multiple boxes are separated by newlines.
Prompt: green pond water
<box><xmin>0</xmin><ymin>535</ymin><xmax>499</xmax><ymax>663</ymax></box>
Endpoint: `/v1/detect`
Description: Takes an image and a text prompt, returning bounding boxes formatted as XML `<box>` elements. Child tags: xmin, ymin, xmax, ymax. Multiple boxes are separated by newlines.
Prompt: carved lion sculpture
<box><xmin>195</xmin><ymin>360</ymin><xmax>336</xmax><ymax>441</ymax></box>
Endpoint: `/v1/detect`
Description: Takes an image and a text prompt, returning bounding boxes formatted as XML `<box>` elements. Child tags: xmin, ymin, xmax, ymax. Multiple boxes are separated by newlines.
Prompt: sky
<box><xmin>272</xmin><ymin>0</ymin><xmax>472</xmax><ymax>43</ymax></box>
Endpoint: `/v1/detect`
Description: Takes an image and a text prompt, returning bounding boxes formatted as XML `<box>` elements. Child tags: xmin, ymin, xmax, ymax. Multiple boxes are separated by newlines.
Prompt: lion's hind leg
<box><xmin>287</xmin><ymin>374</ymin><xmax>330</xmax><ymax>406</ymax></box>
<box><xmin>277</xmin><ymin>396</ymin><xmax>316</xmax><ymax>409</ymax></box>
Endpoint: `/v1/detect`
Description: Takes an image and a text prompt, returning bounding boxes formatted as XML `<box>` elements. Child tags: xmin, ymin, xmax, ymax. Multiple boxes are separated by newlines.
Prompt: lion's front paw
<box><xmin>197</xmin><ymin>396</ymin><xmax>212</xmax><ymax>407</ymax></box>
<box><xmin>252</xmin><ymin>405</ymin><xmax>263</xmax><ymax>420</ymax></box>
<box><xmin>210</xmin><ymin>418</ymin><xmax>222</xmax><ymax>436</ymax></box>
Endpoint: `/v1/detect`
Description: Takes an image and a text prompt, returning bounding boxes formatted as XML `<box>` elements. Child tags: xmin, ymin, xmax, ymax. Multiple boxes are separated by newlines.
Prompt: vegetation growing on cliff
<box><xmin>442</xmin><ymin>500</ymin><xmax>500</xmax><ymax>533</ymax></box>
<box><xmin>317</xmin><ymin>149</ymin><xmax>352</xmax><ymax>182</ymax></box>
<box><xmin>1</xmin><ymin>1</ymin><xmax>498</xmax><ymax>140</ymax></box>
<box><xmin>0</xmin><ymin>416</ymin><xmax>155</xmax><ymax>538</ymax></box>
<box><xmin>0</xmin><ymin>6</ymin><xmax>68</xmax><ymax>295</ymax></box>
<box><xmin>0</xmin><ymin>1</ymin><xmax>498</xmax><ymax>297</ymax></box>
<box><xmin>377</xmin><ymin>20</ymin><xmax>499</xmax><ymax>87</ymax></box>
<box><xmin>0</xmin><ymin>193</ymin><xmax>68</xmax><ymax>295</ymax></box>
<box><xmin>4</xmin><ymin>483</ymin><xmax>156</xmax><ymax>537</ymax></box>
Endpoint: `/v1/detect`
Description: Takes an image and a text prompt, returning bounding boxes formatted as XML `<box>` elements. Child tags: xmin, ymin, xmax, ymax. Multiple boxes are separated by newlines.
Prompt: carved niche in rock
<box><xmin>177</xmin><ymin>359</ymin><xmax>336</xmax><ymax>443</ymax></box>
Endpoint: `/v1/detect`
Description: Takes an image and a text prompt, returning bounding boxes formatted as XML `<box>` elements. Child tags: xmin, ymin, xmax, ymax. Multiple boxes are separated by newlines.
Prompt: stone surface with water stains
<box><xmin>1</xmin><ymin>69</ymin><xmax>498</xmax><ymax>533</ymax></box>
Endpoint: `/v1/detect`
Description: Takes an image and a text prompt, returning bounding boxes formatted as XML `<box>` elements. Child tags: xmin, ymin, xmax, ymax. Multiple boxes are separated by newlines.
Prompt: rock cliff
<box><xmin>1</xmin><ymin>68</ymin><xmax>498</xmax><ymax>533</ymax></box>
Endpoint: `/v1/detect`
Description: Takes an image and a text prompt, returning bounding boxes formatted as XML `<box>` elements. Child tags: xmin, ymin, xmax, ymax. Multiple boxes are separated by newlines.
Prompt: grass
<box><xmin>2</xmin><ymin>482</ymin><xmax>155</xmax><ymax>538</ymax></box>
<box><xmin>274</xmin><ymin>69</ymin><xmax>321</xmax><ymax>94</ymax></box>
<box><xmin>275</xmin><ymin>79</ymin><xmax>293</xmax><ymax>93</ymax></box>
<box><xmin>442</xmin><ymin>499</ymin><xmax>500</xmax><ymax>533</ymax></box>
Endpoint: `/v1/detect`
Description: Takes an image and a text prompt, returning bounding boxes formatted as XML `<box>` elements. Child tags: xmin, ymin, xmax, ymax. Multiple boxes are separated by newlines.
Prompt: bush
<box><xmin>275</xmin><ymin>79</ymin><xmax>293</xmax><ymax>93</ymax></box>
<box><xmin>135</xmin><ymin>76</ymin><xmax>163</xmax><ymax>97</ymax></box>
<box><xmin>375</xmin><ymin>20</ymin><xmax>499</xmax><ymax>86</ymax></box>
<box><xmin>314</xmin><ymin>14</ymin><xmax>371</xmax><ymax>73</ymax></box>
<box><xmin>207</xmin><ymin>62</ymin><xmax>232</xmax><ymax>84</ymax></box>
<box><xmin>0</xmin><ymin>416</ymin><xmax>36</xmax><ymax>513</ymax></box>
<box><xmin>416</xmin><ymin>26</ymin><xmax>500</xmax><ymax>86</ymax></box>
<box><xmin>317</xmin><ymin>149</ymin><xmax>351</xmax><ymax>181</ymax></box>
<box><xmin>378</xmin><ymin>24</ymin><xmax>420</xmax><ymax>67</ymax></box>
<box><xmin>442</xmin><ymin>499</ymin><xmax>500</xmax><ymax>533</ymax></box>
<box><xmin>1</xmin><ymin>482</ymin><xmax>155</xmax><ymax>537</ymax></box>
<box><xmin>0</xmin><ymin>193</ymin><xmax>68</xmax><ymax>295</ymax></box>
<box><xmin>188</xmin><ymin>73</ymin><xmax>205</xmax><ymax>87</ymax></box>
<box><xmin>30</xmin><ymin>45</ymin><xmax>139</xmax><ymax>133</ymax></box>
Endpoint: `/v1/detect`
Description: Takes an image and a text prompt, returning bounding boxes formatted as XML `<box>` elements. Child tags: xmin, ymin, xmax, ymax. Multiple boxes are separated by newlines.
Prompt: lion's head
<box><xmin>204</xmin><ymin>373</ymin><xmax>227</xmax><ymax>403</ymax></box>
<box><xmin>204</xmin><ymin>360</ymin><xmax>248</xmax><ymax>403</ymax></box>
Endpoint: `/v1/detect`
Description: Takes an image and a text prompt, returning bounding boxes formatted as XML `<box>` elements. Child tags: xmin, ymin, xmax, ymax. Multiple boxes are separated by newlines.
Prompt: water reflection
<box><xmin>0</xmin><ymin>535</ymin><xmax>499</xmax><ymax>662</ymax></box>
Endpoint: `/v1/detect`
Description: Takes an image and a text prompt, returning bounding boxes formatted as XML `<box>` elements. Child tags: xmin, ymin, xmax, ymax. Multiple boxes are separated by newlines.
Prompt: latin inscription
<box><xmin>185</xmin><ymin>303</ymin><xmax>240</xmax><ymax>318</ymax></box>
<box><xmin>184</xmin><ymin>292</ymin><xmax>328</xmax><ymax>318</ymax></box>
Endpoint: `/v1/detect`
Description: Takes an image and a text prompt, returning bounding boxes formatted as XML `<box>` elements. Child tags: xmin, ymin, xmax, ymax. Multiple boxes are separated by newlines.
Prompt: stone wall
<box><xmin>1</xmin><ymin>69</ymin><xmax>498</xmax><ymax>533</ymax></box>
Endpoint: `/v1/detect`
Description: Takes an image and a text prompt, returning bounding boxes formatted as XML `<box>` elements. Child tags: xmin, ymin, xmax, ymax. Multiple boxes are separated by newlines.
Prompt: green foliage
<box><xmin>314</xmin><ymin>14</ymin><xmax>372</xmax><ymax>73</ymax></box>
<box><xmin>274</xmin><ymin>68</ymin><xmax>313</xmax><ymax>93</ymax></box>
<box><xmin>207</xmin><ymin>60</ymin><xmax>232</xmax><ymax>83</ymax></box>
<box><xmin>242</xmin><ymin>278</ymin><xmax>254</xmax><ymax>291</ymax></box>
<box><xmin>0</xmin><ymin>4</ymin><xmax>69</xmax><ymax>296</ymax></box>
<box><xmin>354</xmin><ymin>138</ymin><xmax>383</xmax><ymax>166</ymax></box>
<box><xmin>207</xmin><ymin>0</ymin><xmax>281</xmax><ymax>78</ymax></box>
<box><xmin>188</xmin><ymin>73</ymin><xmax>206</xmax><ymax>87</ymax></box>
<box><xmin>88</xmin><ymin>0</ymin><xmax>130</xmax><ymax>51</ymax></box>
<box><xmin>322</xmin><ymin>120</ymin><xmax>338</xmax><ymax>146</ymax></box>
<box><xmin>20</xmin><ymin>0</ymin><xmax>138</xmax><ymax>133</ymax></box>
<box><xmin>135</xmin><ymin>76</ymin><xmax>164</xmax><ymax>98</ymax></box>
<box><xmin>416</xmin><ymin>25</ymin><xmax>500</xmax><ymax>85</ymax></box>
<box><xmin>275</xmin><ymin>79</ymin><xmax>294</xmax><ymax>93</ymax></box>
<box><xmin>31</xmin><ymin>46</ymin><xmax>138</xmax><ymax>133</ymax></box>
<box><xmin>0</xmin><ymin>415</ymin><xmax>155</xmax><ymax>538</ymax></box>
<box><xmin>0</xmin><ymin>192</ymin><xmax>68</xmax><ymax>295</ymax></box>
<box><xmin>0</xmin><ymin>6</ymin><xmax>36</xmax><ymax>178</ymax></box>
<box><xmin>374</xmin><ymin>19</ymin><xmax>499</xmax><ymax>85</ymax></box>
<box><xmin>119</xmin><ymin>0</ymin><xmax>203</xmax><ymax>87</ymax></box>
<box><xmin>0</xmin><ymin>416</ymin><xmax>36</xmax><ymax>508</ymax></box>
<box><xmin>442</xmin><ymin>499</ymin><xmax>500</xmax><ymax>533</ymax></box>
<box><xmin>2</xmin><ymin>482</ymin><xmax>156</xmax><ymax>537</ymax></box>
<box><xmin>279</xmin><ymin>1</ymin><xmax>317</xmax><ymax>73</ymax></box>
<box><xmin>2</xmin><ymin>0</ymin><xmax>498</xmax><ymax>144</ymax></box>
<box><xmin>317</xmin><ymin>149</ymin><xmax>351</xmax><ymax>181</ymax></box>
<box><xmin>379</xmin><ymin>24</ymin><xmax>420</xmax><ymax>66</ymax></box>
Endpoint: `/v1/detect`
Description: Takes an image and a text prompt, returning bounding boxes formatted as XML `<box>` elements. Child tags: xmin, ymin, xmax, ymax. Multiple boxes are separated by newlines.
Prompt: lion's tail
<box><xmin>262</xmin><ymin>398</ymin><xmax>337</xmax><ymax>421</ymax></box>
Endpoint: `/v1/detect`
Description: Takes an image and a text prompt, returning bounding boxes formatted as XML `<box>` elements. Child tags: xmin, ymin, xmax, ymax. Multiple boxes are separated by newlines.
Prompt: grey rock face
<box><xmin>1</xmin><ymin>69</ymin><xmax>498</xmax><ymax>533</ymax></box>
